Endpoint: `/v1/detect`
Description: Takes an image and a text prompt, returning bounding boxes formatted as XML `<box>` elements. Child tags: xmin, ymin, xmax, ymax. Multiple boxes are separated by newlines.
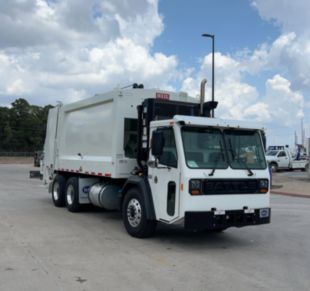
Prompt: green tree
<box><xmin>0</xmin><ymin>98</ymin><xmax>53</xmax><ymax>153</ymax></box>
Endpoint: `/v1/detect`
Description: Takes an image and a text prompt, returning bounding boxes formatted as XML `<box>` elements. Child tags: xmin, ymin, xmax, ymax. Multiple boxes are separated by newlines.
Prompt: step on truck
<box><xmin>42</xmin><ymin>81</ymin><xmax>271</xmax><ymax>238</ymax></box>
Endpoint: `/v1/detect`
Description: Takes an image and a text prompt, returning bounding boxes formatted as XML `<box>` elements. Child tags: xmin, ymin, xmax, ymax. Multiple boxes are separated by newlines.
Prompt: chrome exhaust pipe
<box><xmin>200</xmin><ymin>79</ymin><xmax>207</xmax><ymax>116</ymax></box>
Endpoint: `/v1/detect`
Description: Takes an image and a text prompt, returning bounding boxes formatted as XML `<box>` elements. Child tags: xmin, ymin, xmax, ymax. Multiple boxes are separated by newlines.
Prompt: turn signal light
<box><xmin>191</xmin><ymin>189</ymin><xmax>201</xmax><ymax>195</ymax></box>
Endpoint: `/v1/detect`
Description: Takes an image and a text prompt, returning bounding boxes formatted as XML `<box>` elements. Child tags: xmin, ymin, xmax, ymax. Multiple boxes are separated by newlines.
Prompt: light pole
<box><xmin>202</xmin><ymin>33</ymin><xmax>215</xmax><ymax>117</ymax></box>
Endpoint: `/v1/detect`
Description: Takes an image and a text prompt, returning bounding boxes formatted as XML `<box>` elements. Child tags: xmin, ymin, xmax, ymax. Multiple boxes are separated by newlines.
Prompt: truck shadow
<box><xmin>152</xmin><ymin>224</ymin><xmax>256</xmax><ymax>249</ymax></box>
<box><xmin>39</xmin><ymin>196</ymin><xmax>260</xmax><ymax>249</ymax></box>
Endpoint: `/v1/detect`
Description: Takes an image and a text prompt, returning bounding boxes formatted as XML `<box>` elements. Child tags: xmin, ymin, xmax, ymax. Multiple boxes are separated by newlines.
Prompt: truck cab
<box><xmin>145</xmin><ymin>116</ymin><xmax>270</xmax><ymax>231</ymax></box>
<box><xmin>266</xmin><ymin>147</ymin><xmax>309</xmax><ymax>172</ymax></box>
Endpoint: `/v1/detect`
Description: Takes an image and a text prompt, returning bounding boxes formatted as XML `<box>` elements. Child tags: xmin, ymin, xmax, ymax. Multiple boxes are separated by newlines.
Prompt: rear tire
<box><xmin>122</xmin><ymin>188</ymin><xmax>157</xmax><ymax>238</ymax></box>
<box><xmin>52</xmin><ymin>175</ymin><xmax>66</xmax><ymax>207</ymax></box>
<box><xmin>65</xmin><ymin>177</ymin><xmax>81</xmax><ymax>212</ymax></box>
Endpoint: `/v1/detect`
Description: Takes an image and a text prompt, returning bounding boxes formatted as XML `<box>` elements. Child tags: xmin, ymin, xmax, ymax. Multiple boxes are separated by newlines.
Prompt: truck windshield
<box><xmin>181</xmin><ymin>127</ymin><xmax>228</xmax><ymax>169</ymax></box>
<box><xmin>181</xmin><ymin>127</ymin><xmax>267</xmax><ymax>170</ymax></box>
<box><xmin>223</xmin><ymin>130</ymin><xmax>267</xmax><ymax>170</ymax></box>
<box><xmin>266</xmin><ymin>150</ymin><xmax>278</xmax><ymax>156</ymax></box>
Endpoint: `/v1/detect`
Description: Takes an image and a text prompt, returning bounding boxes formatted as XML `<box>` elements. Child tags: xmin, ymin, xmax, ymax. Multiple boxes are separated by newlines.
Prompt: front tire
<box><xmin>270</xmin><ymin>163</ymin><xmax>278</xmax><ymax>173</ymax></box>
<box><xmin>52</xmin><ymin>175</ymin><xmax>66</xmax><ymax>207</ymax></box>
<box><xmin>122</xmin><ymin>188</ymin><xmax>157</xmax><ymax>238</ymax></box>
<box><xmin>65</xmin><ymin>177</ymin><xmax>81</xmax><ymax>212</ymax></box>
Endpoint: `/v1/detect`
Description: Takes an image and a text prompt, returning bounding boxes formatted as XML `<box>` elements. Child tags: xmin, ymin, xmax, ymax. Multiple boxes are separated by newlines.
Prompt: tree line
<box><xmin>0</xmin><ymin>98</ymin><xmax>53</xmax><ymax>153</ymax></box>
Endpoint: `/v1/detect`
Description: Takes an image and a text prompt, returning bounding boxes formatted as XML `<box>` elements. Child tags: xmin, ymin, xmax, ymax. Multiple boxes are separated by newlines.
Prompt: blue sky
<box><xmin>154</xmin><ymin>0</ymin><xmax>307</xmax><ymax>147</ymax></box>
<box><xmin>154</xmin><ymin>0</ymin><xmax>281</xmax><ymax>97</ymax></box>
<box><xmin>0</xmin><ymin>0</ymin><xmax>309</xmax><ymax>148</ymax></box>
<box><xmin>155</xmin><ymin>0</ymin><xmax>279</xmax><ymax>62</ymax></box>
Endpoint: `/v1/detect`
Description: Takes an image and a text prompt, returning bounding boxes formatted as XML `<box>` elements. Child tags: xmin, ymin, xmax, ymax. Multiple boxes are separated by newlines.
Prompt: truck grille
<box><xmin>202</xmin><ymin>179</ymin><xmax>262</xmax><ymax>195</ymax></box>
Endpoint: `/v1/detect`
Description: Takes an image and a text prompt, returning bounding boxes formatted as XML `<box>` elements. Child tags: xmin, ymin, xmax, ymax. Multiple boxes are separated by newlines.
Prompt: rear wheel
<box><xmin>52</xmin><ymin>175</ymin><xmax>66</xmax><ymax>207</ymax></box>
<box><xmin>122</xmin><ymin>188</ymin><xmax>157</xmax><ymax>238</ymax></box>
<box><xmin>65</xmin><ymin>177</ymin><xmax>81</xmax><ymax>212</ymax></box>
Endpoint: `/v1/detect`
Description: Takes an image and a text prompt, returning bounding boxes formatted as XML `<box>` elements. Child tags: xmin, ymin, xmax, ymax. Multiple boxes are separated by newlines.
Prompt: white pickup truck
<box><xmin>266</xmin><ymin>148</ymin><xmax>309</xmax><ymax>172</ymax></box>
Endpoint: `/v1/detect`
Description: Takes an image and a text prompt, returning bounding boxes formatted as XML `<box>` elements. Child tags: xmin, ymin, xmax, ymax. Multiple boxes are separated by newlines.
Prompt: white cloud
<box><xmin>0</xmin><ymin>0</ymin><xmax>176</xmax><ymax>106</ymax></box>
<box><xmin>7</xmin><ymin>79</ymin><xmax>28</xmax><ymax>95</ymax></box>
<box><xmin>182</xmin><ymin>53</ymin><xmax>260</xmax><ymax>121</ymax></box>
<box><xmin>264</xmin><ymin>74</ymin><xmax>304</xmax><ymax>125</ymax></box>
<box><xmin>250</xmin><ymin>0</ymin><xmax>310</xmax><ymax>92</ymax></box>
<box><xmin>252</xmin><ymin>0</ymin><xmax>310</xmax><ymax>35</ymax></box>
<box><xmin>181</xmin><ymin>51</ymin><xmax>304</xmax><ymax>127</ymax></box>
<box><xmin>0</xmin><ymin>0</ymin><xmax>308</xmax><ymax>142</ymax></box>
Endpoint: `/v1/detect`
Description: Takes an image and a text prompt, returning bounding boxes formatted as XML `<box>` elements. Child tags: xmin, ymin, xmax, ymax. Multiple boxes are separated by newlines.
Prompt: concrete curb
<box><xmin>271</xmin><ymin>190</ymin><xmax>310</xmax><ymax>199</ymax></box>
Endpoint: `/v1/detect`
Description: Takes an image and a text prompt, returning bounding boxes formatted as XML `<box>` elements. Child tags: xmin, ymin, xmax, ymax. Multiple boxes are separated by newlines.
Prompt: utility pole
<box><xmin>202</xmin><ymin>33</ymin><xmax>215</xmax><ymax>117</ymax></box>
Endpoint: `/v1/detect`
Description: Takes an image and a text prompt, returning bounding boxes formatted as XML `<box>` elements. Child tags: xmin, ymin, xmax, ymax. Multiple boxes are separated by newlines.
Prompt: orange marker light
<box><xmin>191</xmin><ymin>189</ymin><xmax>201</xmax><ymax>195</ymax></box>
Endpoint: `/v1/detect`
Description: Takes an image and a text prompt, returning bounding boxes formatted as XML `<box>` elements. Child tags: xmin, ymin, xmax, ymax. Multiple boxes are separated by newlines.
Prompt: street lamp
<box><xmin>202</xmin><ymin>33</ymin><xmax>215</xmax><ymax>118</ymax></box>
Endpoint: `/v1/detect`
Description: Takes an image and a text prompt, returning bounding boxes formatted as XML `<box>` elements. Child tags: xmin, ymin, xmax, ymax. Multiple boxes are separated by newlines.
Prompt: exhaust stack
<box><xmin>200</xmin><ymin>79</ymin><xmax>207</xmax><ymax>116</ymax></box>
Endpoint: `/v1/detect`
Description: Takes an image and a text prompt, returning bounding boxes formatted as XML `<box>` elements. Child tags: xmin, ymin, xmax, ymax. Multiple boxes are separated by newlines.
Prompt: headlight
<box><xmin>189</xmin><ymin>179</ymin><xmax>202</xmax><ymax>195</ymax></box>
<box><xmin>258</xmin><ymin>179</ymin><xmax>269</xmax><ymax>193</ymax></box>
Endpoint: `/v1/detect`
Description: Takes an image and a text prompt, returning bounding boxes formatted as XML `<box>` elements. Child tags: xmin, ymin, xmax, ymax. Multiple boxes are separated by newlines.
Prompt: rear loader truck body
<box><xmin>42</xmin><ymin>82</ymin><xmax>270</xmax><ymax>238</ymax></box>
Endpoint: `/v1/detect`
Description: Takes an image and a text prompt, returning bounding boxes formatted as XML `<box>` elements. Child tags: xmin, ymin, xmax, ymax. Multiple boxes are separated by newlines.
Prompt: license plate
<box><xmin>259</xmin><ymin>208</ymin><xmax>270</xmax><ymax>218</ymax></box>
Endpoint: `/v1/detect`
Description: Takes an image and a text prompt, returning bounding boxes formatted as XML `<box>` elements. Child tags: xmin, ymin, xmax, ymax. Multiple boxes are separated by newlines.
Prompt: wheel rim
<box><xmin>271</xmin><ymin>164</ymin><xmax>276</xmax><ymax>172</ymax></box>
<box><xmin>66</xmin><ymin>185</ymin><xmax>74</xmax><ymax>205</ymax></box>
<box><xmin>127</xmin><ymin>198</ymin><xmax>142</xmax><ymax>228</ymax></box>
<box><xmin>53</xmin><ymin>181</ymin><xmax>60</xmax><ymax>201</ymax></box>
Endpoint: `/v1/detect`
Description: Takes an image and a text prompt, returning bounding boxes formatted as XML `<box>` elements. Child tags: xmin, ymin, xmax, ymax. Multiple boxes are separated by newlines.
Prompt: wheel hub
<box><xmin>127</xmin><ymin>198</ymin><xmax>142</xmax><ymax>228</ymax></box>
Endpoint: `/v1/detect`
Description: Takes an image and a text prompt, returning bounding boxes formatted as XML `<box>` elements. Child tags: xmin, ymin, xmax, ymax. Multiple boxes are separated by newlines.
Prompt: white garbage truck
<box><xmin>42</xmin><ymin>82</ymin><xmax>271</xmax><ymax>238</ymax></box>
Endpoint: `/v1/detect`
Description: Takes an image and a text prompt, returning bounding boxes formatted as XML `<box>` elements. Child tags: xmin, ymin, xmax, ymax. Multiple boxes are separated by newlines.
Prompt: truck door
<box><xmin>277</xmin><ymin>150</ymin><xmax>289</xmax><ymax>168</ymax></box>
<box><xmin>148</xmin><ymin>127</ymin><xmax>180</xmax><ymax>222</ymax></box>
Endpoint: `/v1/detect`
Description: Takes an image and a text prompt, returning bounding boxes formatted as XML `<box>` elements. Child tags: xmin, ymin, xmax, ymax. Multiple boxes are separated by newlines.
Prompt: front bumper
<box><xmin>184</xmin><ymin>208</ymin><xmax>271</xmax><ymax>230</ymax></box>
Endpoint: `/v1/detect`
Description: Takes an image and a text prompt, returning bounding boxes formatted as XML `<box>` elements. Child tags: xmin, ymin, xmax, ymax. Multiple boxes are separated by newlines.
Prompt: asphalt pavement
<box><xmin>272</xmin><ymin>170</ymin><xmax>310</xmax><ymax>198</ymax></box>
<box><xmin>0</xmin><ymin>164</ymin><xmax>309</xmax><ymax>291</ymax></box>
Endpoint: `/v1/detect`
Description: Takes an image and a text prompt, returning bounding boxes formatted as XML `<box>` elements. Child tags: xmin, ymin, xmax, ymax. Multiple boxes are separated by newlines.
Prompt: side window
<box><xmin>158</xmin><ymin>128</ymin><xmax>177</xmax><ymax>168</ymax></box>
<box><xmin>124</xmin><ymin>118</ymin><xmax>138</xmax><ymax>158</ymax></box>
<box><xmin>278</xmin><ymin>151</ymin><xmax>286</xmax><ymax>157</ymax></box>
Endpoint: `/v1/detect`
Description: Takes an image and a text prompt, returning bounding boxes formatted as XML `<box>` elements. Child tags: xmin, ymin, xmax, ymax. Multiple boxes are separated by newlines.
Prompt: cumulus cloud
<box><xmin>0</xmin><ymin>0</ymin><xmax>308</xmax><ymax>140</ymax></box>
<box><xmin>180</xmin><ymin>0</ymin><xmax>309</xmax><ymax>129</ymax></box>
<box><xmin>264</xmin><ymin>74</ymin><xmax>304</xmax><ymax>124</ymax></box>
<box><xmin>182</xmin><ymin>53</ymin><xmax>260</xmax><ymax>120</ymax></box>
<box><xmin>0</xmin><ymin>0</ymin><xmax>175</xmax><ymax>105</ymax></box>
<box><xmin>252</xmin><ymin>0</ymin><xmax>310</xmax><ymax>35</ymax></box>
<box><xmin>181</xmin><ymin>50</ymin><xmax>305</xmax><ymax>126</ymax></box>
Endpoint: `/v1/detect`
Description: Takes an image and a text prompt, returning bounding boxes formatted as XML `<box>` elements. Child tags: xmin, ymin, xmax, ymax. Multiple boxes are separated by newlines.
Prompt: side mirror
<box><xmin>151</xmin><ymin>130</ymin><xmax>164</xmax><ymax>158</ymax></box>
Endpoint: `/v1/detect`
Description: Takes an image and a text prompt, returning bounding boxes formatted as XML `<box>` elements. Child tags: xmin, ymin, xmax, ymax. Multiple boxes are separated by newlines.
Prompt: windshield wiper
<box><xmin>209</xmin><ymin>140</ymin><xmax>225</xmax><ymax>176</ymax></box>
<box><xmin>227</xmin><ymin>138</ymin><xmax>253</xmax><ymax>177</ymax></box>
<box><xmin>237</xmin><ymin>159</ymin><xmax>254</xmax><ymax>176</ymax></box>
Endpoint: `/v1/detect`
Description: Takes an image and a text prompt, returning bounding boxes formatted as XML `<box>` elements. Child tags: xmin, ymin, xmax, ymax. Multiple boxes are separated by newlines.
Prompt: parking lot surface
<box><xmin>0</xmin><ymin>164</ymin><xmax>309</xmax><ymax>291</ymax></box>
<box><xmin>272</xmin><ymin>170</ymin><xmax>310</xmax><ymax>197</ymax></box>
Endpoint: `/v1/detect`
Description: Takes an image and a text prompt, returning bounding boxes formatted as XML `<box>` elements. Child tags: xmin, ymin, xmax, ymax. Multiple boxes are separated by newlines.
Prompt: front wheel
<box><xmin>270</xmin><ymin>163</ymin><xmax>278</xmax><ymax>173</ymax></box>
<box><xmin>122</xmin><ymin>188</ymin><xmax>157</xmax><ymax>238</ymax></box>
